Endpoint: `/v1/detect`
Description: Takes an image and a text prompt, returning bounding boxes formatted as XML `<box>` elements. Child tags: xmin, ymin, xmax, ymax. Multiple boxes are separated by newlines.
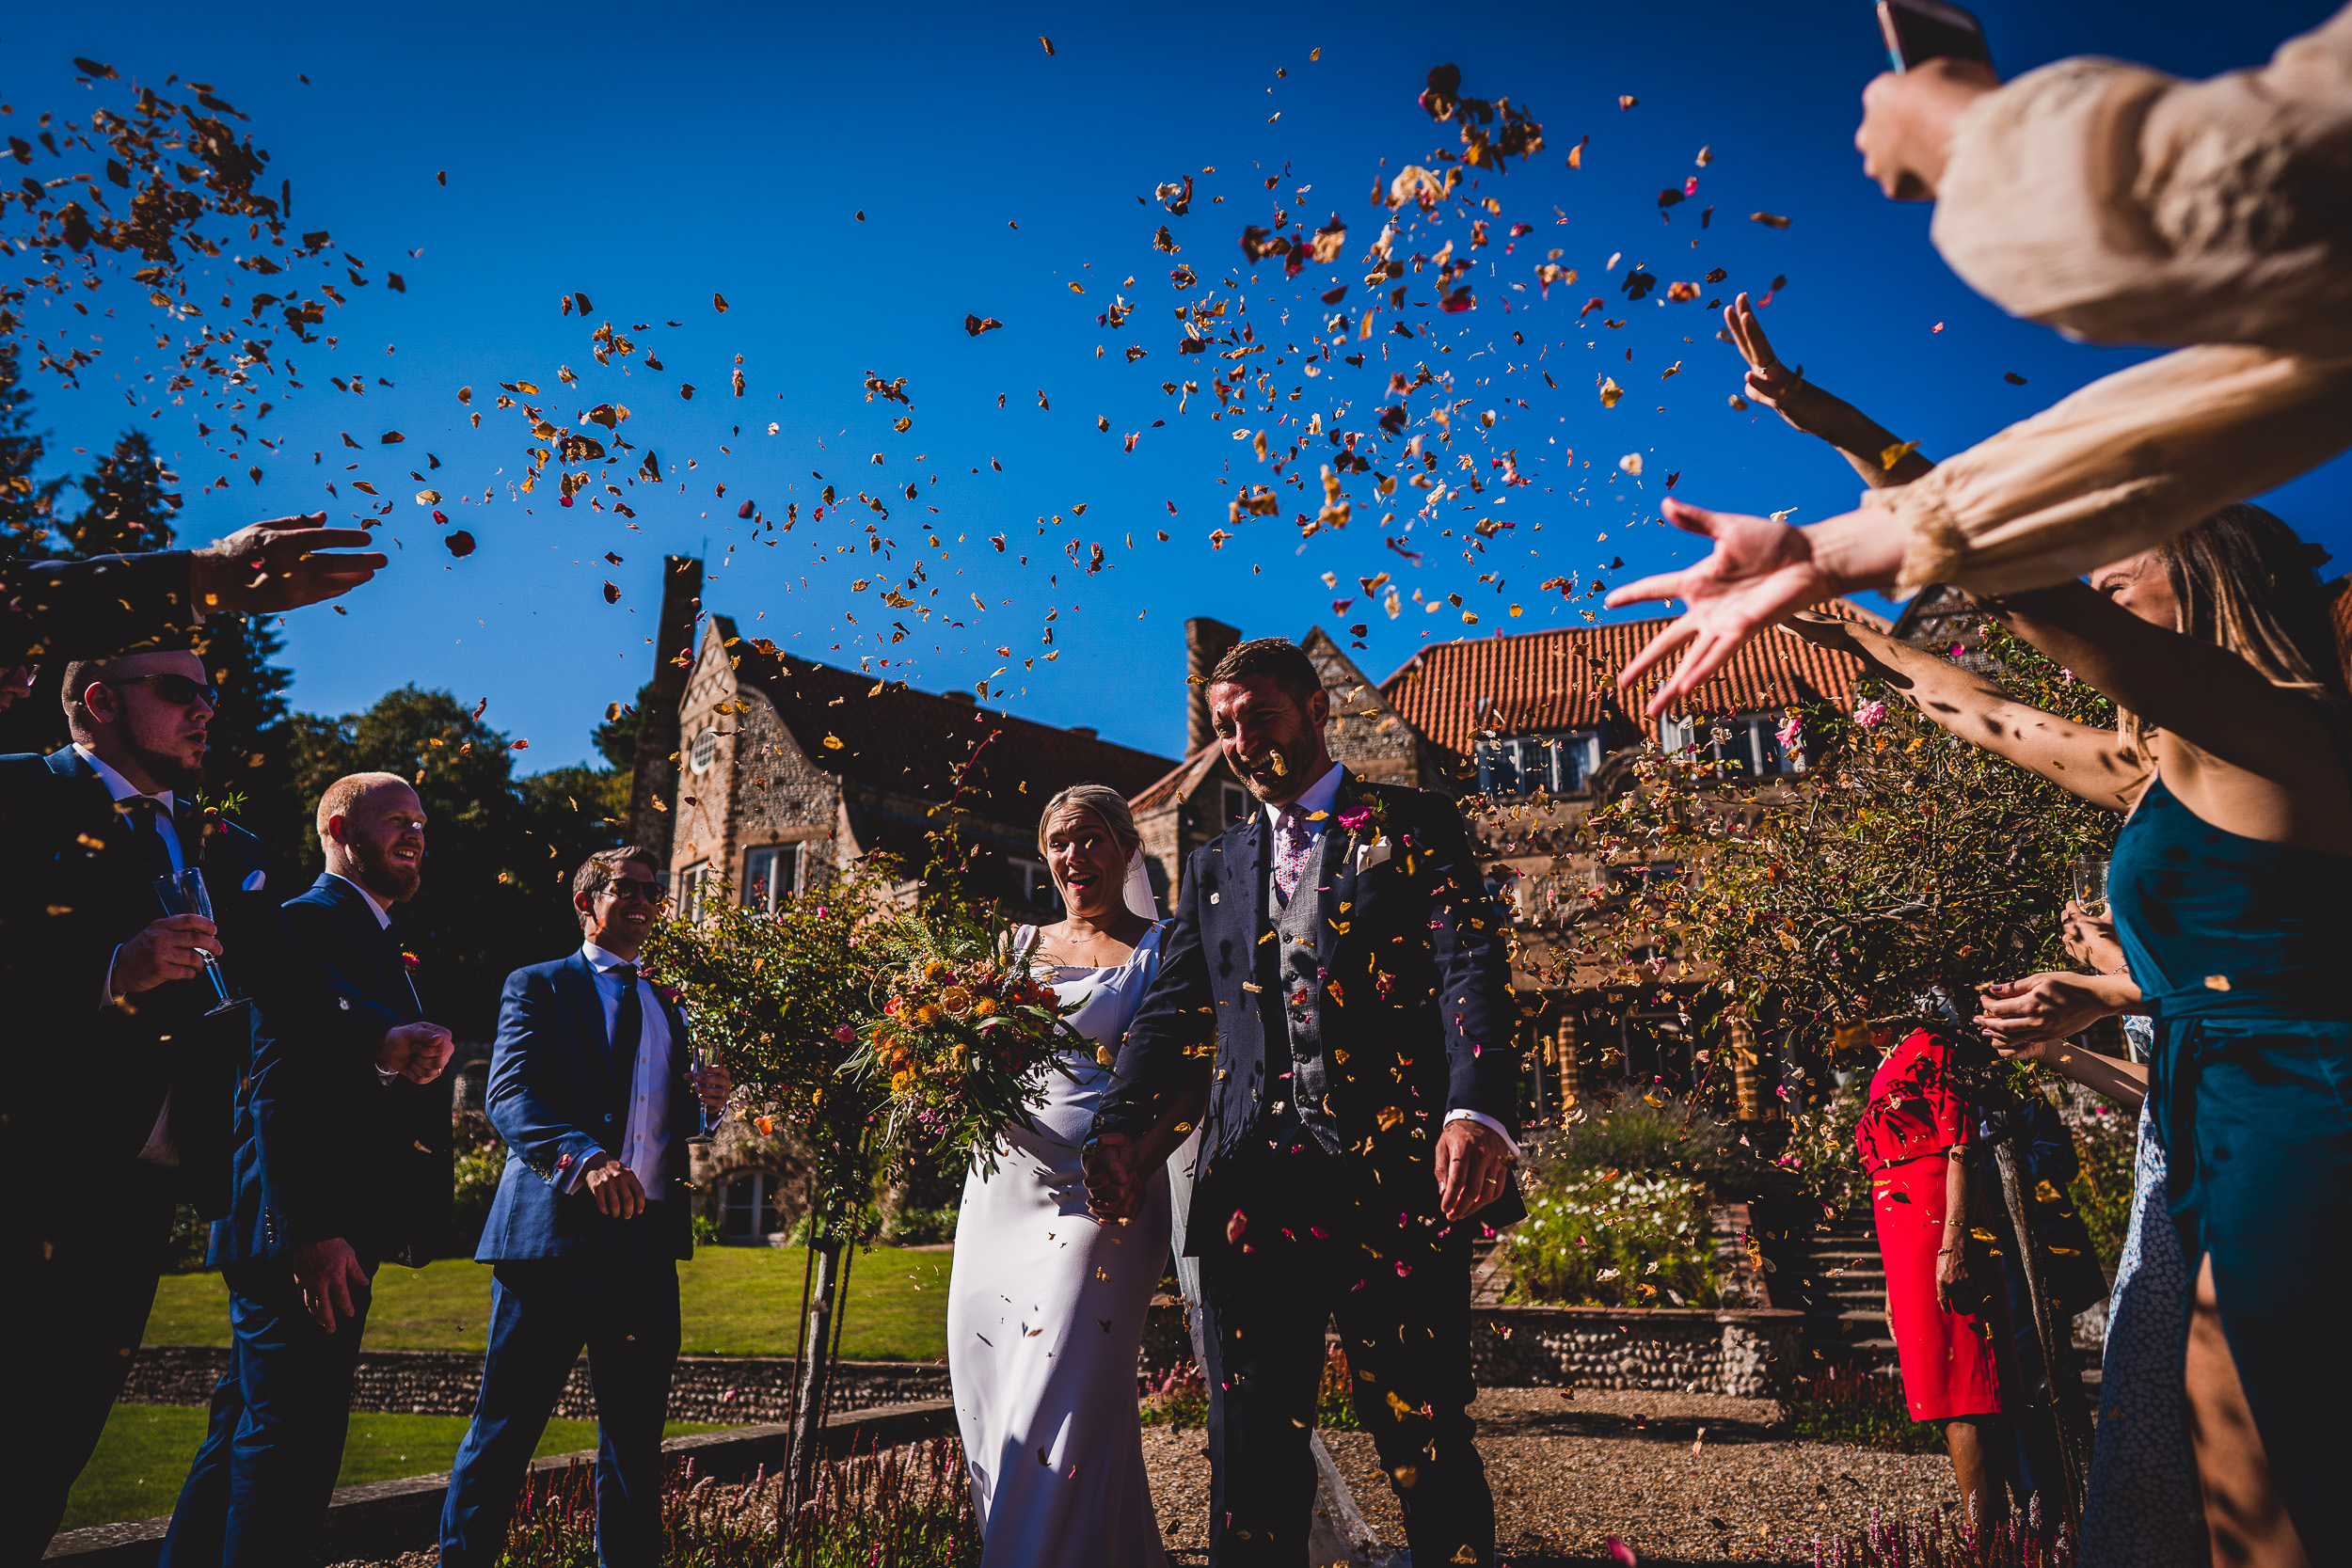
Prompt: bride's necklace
<box><xmin>1044</xmin><ymin>919</ymin><xmax>1134</xmax><ymax>969</ymax></box>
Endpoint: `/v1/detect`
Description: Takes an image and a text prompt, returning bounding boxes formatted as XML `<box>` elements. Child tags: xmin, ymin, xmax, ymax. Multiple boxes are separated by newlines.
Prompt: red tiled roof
<box><xmin>727</xmin><ymin>633</ymin><xmax>1177</xmax><ymax>824</ymax></box>
<box><xmin>1378</xmin><ymin>599</ymin><xmax>1886</xmax><ymax>756</ymax></box>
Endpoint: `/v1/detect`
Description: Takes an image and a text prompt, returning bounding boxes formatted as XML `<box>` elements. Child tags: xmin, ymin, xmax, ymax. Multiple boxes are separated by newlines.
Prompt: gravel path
<box><xmin>1152</xmin><ymin>1389</ymin><xmax>1964</xmax><ymax>1566</ymax></box>
<box><xmin>329</xmin><ymin>1390</ymin><xmax>1964</xmax><ymax>1567</ymax></box>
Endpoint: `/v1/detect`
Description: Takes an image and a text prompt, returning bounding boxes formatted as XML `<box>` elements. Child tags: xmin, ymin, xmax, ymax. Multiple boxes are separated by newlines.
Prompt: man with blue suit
<box><xmin>0</xmin><ymin>651</ymin><xmax>451</xmax><ymax>1563</ymax></box>
<box><xmin>438</xmin><ymin>847</ymin><xmax>731</xmax><ymax>1567</ymax></box>
<box><xmin>161</xmin><ymin>772</ymin><xmax>455</xmax><ymax>1567</ymax></box>
<box><xmin>1085</xmin><ymin>638</ymin><xmax>1523</xmax><ymax>1568</ymax></box>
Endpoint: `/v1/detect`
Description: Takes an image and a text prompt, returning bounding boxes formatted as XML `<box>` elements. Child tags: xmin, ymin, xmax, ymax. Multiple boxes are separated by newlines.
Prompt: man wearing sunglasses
<box><xmin>0</xmin><ymin>648</ymin><xmax>454</xmax><ymax>1561</ymax></box>
<box><xmin>437</xmin><ymin>847</ymin><xmax>730</xmax><ymax>1567</ymax></box>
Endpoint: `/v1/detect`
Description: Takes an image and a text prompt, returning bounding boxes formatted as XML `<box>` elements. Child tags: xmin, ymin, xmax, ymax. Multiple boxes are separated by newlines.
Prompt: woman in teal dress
<box><xmin>1788</xmin><ymin>503</ymin><xmax>2352</xmax><ymax>1565</ymax></box>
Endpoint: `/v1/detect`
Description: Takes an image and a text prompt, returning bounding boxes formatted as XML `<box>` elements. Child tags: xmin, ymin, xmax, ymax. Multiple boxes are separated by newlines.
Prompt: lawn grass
<box><xmin>145</xmin><ymin>1244</ymin><xmax>955</xmax><ymax>1360</ymax></box>
<box><xmin>61</xmin><ymin>1405</ymin><xmax>724</xmax><ymax>1532</ymax></box>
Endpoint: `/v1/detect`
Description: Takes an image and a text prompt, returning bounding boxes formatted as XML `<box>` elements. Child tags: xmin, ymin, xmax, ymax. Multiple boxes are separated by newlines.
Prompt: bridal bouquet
<box><xmin>845</xmin><ymin>920</ymin><xmax>1080</xmax><ymax>1172</ymax></box>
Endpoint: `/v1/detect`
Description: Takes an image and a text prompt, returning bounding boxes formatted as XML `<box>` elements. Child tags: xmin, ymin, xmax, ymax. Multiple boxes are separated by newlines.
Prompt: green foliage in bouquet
<box><xmin>1577</xmin><ymin>622</ymin><xmax>2117</xmax><ymax>1027</ymax></box>
<box><xmin>844</xmin><ymin>925</ymin><xmax>1079</xmax><ymax>1179</ymax></box>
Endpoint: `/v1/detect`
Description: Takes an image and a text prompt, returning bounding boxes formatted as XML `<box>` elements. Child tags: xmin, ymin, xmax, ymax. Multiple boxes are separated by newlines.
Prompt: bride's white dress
<box><xmin>946</xmin><ymin>924</ymin><xmax>1186</xmax><ymax>1567</ymax></box>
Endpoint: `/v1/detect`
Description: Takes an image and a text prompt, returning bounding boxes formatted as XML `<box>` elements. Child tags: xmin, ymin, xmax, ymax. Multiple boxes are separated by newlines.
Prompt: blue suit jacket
<box><xmin>475</xmin><ymin>951</ymin><xmax>702</xmax><ymax>1261</ymax></box>
<box><xmin>1095</xmin><ymin>771</ymin><xmax>1525</xmax><ymax>1240</ymax></box>
<box><xmin>211</xmin><ymin>874</ymin><xmax>448</xmax><ymax>1271</ymax></box>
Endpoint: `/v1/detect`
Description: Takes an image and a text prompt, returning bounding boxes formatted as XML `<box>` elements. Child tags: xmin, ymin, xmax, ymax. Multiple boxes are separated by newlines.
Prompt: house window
<box><xmin>721</xmin><ymin>1171</ymin><xmax>788</xmax><ymax>1241</ymax></box>
<box><xmin>689</xmin><ymin>726</ymin><xmax>720</xmax><ymax>774</ymax></box>
<box><xmin>743</xmin><ymin>844</ymin><xmax>800</xmax><ymax>913</ymax></box>
<box><xmin>1473</xmin><ymin>730</ymin><xmax>1607</xmax><ymax>797</ymax></box>
<box><xmin>1009</xmin><ymin>856</ymin><xmax>1059</xmax><ymax>911</ymax></box>
<box><xmin>1219</xmin><ymin>782</ymin><xmax>1250</xmax><ymax>826</ymax></box>
<box><xmin>676</xmin><ymin>861</ymin><xmax>710</xmax><ymax>922</ymax></box>
<box><xmin>1659</xmin><ymin>713</ymin><xmax>1803</xmax><ymax>777</ymax></box>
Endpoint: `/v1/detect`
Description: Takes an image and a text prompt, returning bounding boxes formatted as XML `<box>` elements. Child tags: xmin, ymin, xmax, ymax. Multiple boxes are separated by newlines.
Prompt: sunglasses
<box><xmin>109</xmin><ymin>673</ymin><xmax>220</xmax><ymax>707</ymax></box>
<box><xmin>603</xmin><ymin>878</ymin><xmax>666</xmax><ymax>904</ymax></box>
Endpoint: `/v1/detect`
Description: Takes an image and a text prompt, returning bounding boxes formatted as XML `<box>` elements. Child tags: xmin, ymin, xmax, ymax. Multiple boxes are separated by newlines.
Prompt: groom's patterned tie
<box><xmin>1272</xmin><ymin>806</ymin><xmax>1311</xmax><ymax>904</ymax></box>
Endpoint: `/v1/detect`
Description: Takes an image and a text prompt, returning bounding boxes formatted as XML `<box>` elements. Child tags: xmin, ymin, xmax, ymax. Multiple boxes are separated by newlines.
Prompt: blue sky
<box><xmin>6</xmin><ymin>0</ymin><xmax>2344</xmax><ymax>771</ymax></box>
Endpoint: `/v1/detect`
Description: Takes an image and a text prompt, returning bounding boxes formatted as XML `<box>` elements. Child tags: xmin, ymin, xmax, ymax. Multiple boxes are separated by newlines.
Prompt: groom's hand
<box><xmin>1435</xmin><ymin>1120</ymin><xmax>1513</xmax><ymax>1221</ymax></box>
<box><xmin>1083</xmin><ymin>1132</ymin><xmax>1143</xmax><ymax>1223</ymax></box>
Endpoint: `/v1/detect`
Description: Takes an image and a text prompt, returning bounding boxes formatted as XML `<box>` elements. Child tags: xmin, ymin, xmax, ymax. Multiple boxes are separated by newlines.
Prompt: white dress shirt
<box><xmin>575</xmin><ymin>941</ymin><xmax>674</xmax><ymax>1201</ymax></box>
<box><xmin>1264</xmin><ymin>763</ymin><xmax>1518</xmax><ymax>1158</ymax></box>
<box><xmin>78</xmin><ymin>745</ymin><xmax>186</xmax><ymax>1164</ymax></box>
<box><xmin>326</xmin><ymin>871</ymin><xmax>393</xmax><ymax>929</ymax></box>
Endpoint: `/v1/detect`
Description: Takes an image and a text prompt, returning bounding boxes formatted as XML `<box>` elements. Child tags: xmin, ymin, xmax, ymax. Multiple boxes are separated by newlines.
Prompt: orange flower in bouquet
<box><xmin>848</xmin><ymin>927</ymin><xmax>1079</xmax><ymax>1172</ymax></box>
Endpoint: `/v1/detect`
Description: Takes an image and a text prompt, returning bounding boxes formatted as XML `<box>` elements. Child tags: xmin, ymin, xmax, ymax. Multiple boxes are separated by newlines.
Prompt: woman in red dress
<box><xmin>1856</xmin><ymin>1024</ymin><xmax>2011</xmax><ymax>1524</ymax></box>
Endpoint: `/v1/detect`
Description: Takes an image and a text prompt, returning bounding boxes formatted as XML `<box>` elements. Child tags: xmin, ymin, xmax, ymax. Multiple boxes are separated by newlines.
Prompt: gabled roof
<box><xmin>716</xmin><ymin>625</ymin><xmax>1177</xmax><ymax>823</ymax></box>
<box><xmin>1377</xmin><ymin>598</ymin><xmax>1886</xmax><ymax>757</ymax></box>
<box><xmin>1132</xmin><ymin>745</ymin><xmax>1226</xmax><ymax>814</ymax></box>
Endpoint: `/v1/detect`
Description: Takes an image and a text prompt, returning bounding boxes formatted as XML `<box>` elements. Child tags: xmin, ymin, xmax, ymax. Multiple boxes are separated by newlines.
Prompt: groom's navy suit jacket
<box><xmin>210</xmin><ymin>873</ymin><xmax>450</xmax><ymax>1271</ymax></box>
<box><xmin>1097</xmin><ymin>768</ymin><xmax>1524</xmax><ymax>1239</ymax></box>
<box><xmin>474</xmin><ymin>950</ymin><xmax>702</xmax><ymax>1262</ymax></box>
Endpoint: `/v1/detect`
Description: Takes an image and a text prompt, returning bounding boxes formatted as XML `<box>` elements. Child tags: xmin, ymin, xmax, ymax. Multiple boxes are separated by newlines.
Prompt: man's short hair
<box><xmin>58</xmin><ymin>655</ymin><xmax>156</xmax><ymax>735</ymax></box>
<box><xmin>573</xmin><ymin>846</ymin><xmax>662</xmax><ymax>924</ymax></box>
<box><xmin>316</xmin><ymin>771</ymin><xmax>412</xmax><ymax>846</ymax></box>
<box><xmin>1205</xmin><ymin>637</ymin><xmax>1322</xmax><ymax>704</ymax></box>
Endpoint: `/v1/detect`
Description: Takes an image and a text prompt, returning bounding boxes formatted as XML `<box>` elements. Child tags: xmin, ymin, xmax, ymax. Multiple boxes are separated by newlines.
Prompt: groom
<box><xmin>1086</xmin><ymin>637</ymin><xmax>1522</xmax><ymax>1567</ymax></box>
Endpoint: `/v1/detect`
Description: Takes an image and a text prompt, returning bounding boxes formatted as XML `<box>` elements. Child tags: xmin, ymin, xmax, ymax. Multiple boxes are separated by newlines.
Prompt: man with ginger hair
<box><xmin>160</xmin><ymin>772</ymin><xmax>454</xmax><ymax>1568</ymax></box>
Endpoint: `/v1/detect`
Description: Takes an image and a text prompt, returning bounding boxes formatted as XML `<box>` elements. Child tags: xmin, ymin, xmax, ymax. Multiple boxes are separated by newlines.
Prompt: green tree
<box><xmin>56</xmin><ymin>429</ymin><xmax>180</xmax><ymax>557</ymax></box>
<box><xmin>0</xmin><ymin>340</ymin><xmax>64</xmax><ymax>555</ymax></box>
<box><xmin>592</xmin><ymin>682</ymin><xmax>653</xmax><ymax>770</ymax></box>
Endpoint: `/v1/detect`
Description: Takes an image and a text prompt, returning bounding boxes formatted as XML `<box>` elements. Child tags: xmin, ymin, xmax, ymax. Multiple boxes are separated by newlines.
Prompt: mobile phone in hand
<box><xmin>1877</xmin><ymin>0</ymin><xmax>1993</xmax><ymax>71</ymax></box>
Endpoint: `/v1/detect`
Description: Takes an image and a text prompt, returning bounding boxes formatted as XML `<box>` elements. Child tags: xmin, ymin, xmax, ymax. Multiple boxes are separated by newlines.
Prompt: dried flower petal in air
<box><xmin>1598</xmin><ymin>377</ymin><xmax>1624</xmax><ymax>408</ymax></box>
<box><xmin>444</xmin><ymin>531</ymin><xmax>476</xmax><ymax>558</ymax></box>
<box><xmin>963</xmin><ymin>313</ymin><xmax>1005</xmax><ymax>336</ymax></box>
<box><xmin>1881</xmin><ymin>438</ymin><xmax>1923</xmax><ymax>469</ymax></box>
<box><xmin>1750</xmin><ymin>212</ymin><xmax>1791</xmax><ymax>229</ymax></box>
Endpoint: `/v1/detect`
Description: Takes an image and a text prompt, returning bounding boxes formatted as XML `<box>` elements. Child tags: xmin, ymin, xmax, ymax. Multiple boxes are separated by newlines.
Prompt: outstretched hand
<box><xmin>191</xmin><ymin>515</ymin><xmax>388</xmax><ymax>614</ymax></box>
<box><xmin>1607</xmin><ymin>501</ymin><xmax>1837</xmax><ymax>713</ymax></box>
<box><xmin>1724</xmin><ymin>293</ymin><xmax>1804</xmax><ymax>411</ymax></box>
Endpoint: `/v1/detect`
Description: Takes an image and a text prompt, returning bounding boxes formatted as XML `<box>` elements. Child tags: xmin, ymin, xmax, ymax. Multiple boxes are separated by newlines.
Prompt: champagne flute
<box><xmin>2071</xmin><ymin>856</ymin><xmax>2111</xmax><ymax>921</ymax></box>
<box><xmin>690</xmin><ymin>1040</ymin><xmax>720</xmax><ymax>1141</ymax></box>
<box><xmin>154</xmin><ymin>868</ymin><xmax>240</xmax><ymax>1012</ymax></box>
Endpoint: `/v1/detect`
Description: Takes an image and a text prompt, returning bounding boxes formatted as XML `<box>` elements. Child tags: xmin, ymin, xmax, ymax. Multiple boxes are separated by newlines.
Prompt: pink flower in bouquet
<box><xmin>834</xmin><ymin>1023</ymin><xmax>857</xmax><ymax>1044</ymax></box>
<box><xmin>1851</xmin><ymin>699</ymin><xmax>1888</xmax><ymax>730</ymax></box>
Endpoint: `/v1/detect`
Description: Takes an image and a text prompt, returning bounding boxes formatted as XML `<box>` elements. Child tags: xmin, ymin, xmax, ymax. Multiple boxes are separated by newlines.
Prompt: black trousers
<box><xmin>2</xmin><ymin>1163</ymin><xmax>177</xmax><ymax>1565</ymax></box>
<box><xmin>1194</xmin><ymin>1136</ymin><xmax>1496</xmax><ymax>1567</ymax></box>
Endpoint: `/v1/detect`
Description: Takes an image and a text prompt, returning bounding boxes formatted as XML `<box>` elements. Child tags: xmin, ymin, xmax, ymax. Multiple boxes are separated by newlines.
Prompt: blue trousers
<box><xmin>157</xmin><ymin>1261</ymin><xmax>370</xmax><ymax>1568</ymax></box>
<box><xmin>437</xmin><ymin>1254</ymin><xmax>680</xmax><ymax>1568</ymax></box>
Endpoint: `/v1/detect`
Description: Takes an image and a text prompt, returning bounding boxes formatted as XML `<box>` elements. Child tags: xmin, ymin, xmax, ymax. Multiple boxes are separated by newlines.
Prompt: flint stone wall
<box><xmin>123</xmin><ymin>1346</ymin><xmax>950</xmax><ymax>1425</ymax></box>
<box><xmin>1470</xmin><ymin>1305</ymin><xmax>1805</xmax><ymax>1398</ymax></box>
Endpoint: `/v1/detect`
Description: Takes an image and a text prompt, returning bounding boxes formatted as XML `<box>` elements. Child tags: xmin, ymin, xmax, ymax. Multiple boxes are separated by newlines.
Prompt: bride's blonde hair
<box><xmin>1035</xmin><ymin>783</ymin><xmax>1141</xmax><ymax>859</ymax></box>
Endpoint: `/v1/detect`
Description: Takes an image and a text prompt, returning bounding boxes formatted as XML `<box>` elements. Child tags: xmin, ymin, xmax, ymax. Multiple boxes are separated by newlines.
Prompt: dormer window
<box><xmin>689</xmin><ymin>725</ymin><xmax>719</xmax><ymax>774</ymax></box>
<box><xmin>1658</xmin><ymin>712</ymin><xmax>1802</xmax><ymax>776</ymax></box>
<box><xmin>1473</xmin><ymin>729</ymin><xmax>1606</xmax><ymax>797</ymax></box>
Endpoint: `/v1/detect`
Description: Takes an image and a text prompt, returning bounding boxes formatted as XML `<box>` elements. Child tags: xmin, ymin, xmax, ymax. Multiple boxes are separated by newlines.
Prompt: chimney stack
<box><xmin>627</xmin><ymin>556</ymin><xmax>705</xmax><ymax>856</ymax></box>
<box><xmin>1184</xmin><ymin>617</ymin><xmax>1242</xmax><ymax>756</ymax></box>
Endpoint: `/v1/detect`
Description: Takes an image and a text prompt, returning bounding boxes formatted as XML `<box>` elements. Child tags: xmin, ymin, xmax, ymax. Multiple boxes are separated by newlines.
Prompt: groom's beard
<box><xmin>128</xmin><ymin>739</ymin><xmax>204</xmax><ymax>798</ymax></box>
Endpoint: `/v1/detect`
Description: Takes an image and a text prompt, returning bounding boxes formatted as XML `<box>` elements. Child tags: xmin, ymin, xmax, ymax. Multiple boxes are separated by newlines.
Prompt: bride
<box><xmin>946</xmin><ymin>784</ymin><xmax>1202</xmax><ymax>1567</ymax></box>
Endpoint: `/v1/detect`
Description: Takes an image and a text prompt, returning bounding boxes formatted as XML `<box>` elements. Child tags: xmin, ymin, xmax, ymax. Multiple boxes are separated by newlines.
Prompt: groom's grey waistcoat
<box><xmin>1271</xmin><ymin>830</ymin><xmax>1343</xmax><ymax>1157</ymax></box>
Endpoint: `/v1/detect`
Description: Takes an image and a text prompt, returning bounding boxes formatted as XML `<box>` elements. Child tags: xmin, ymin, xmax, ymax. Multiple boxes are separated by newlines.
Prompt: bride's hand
<box><xmin>1082</xmin><ymin>1132</ymin><xmax>1144</xmax><ymax>1224</ymax></box>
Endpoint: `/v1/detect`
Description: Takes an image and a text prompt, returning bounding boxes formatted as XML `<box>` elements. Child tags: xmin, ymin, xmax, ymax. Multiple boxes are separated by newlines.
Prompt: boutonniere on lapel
<box><xmin>401</xmin><ymin>951</ymin><xmax>421</xmax><ymax>972</ymax></box>
<box><xmin>1337</xmin><ymin>797</ymin><xmax>1394</xmax><ymax>874</ymax></box>
<box><xmin>185</xmin><ymin>798</ymin><xmax>231</xmax><ymax>866</ymax></box>
<box><xmin>652</xmin><ymin>983</ymin><xmax>684</xmax><ymax>1006</ymax></box>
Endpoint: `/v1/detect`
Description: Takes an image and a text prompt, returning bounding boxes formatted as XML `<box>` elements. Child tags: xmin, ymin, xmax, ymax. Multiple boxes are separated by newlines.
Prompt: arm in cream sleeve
<box><xmin>1868</xmin><ymin>4</ymin><xmax>2352</xmax><ymax>595</ymax></box>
